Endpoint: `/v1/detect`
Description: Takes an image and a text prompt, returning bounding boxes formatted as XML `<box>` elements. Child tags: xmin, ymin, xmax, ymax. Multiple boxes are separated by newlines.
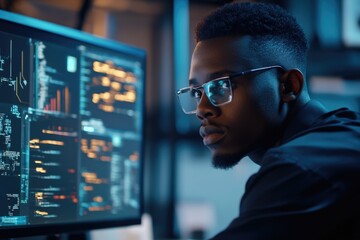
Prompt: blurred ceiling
<box><xmin>4</xmin><ymin>0</ymin><xmax>165</xmax><ymax>15</ymax></box>
<box><xmin>0</xmin><ymin>0</ymin><xmax>284</xmax><ymax>17</ymax></box>
<box><xmin>0</xmin><ymin>0</ymin><xmax>286</xmax><ymax>30</ymax></box>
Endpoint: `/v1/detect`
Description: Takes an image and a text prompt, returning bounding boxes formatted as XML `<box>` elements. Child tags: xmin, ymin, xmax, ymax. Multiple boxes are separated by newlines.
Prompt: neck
<box><xmin>248</xmin><ymin>149</ymin><xmax>267</xmax><ymax>165</ymax></box>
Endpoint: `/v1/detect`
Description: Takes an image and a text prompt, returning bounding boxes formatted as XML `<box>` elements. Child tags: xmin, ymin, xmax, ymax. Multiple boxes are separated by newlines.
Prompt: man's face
<box><xmin>189</xmin><ymin>36</ymin><xmax>284</xmax><ymax>168</ymax></box>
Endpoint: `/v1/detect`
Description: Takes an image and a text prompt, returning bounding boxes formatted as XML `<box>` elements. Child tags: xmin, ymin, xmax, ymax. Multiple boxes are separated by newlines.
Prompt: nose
<box><xmin>196</xmin><ymin>92</ymin><xmax>219</xmax><ymax>120</ymax></box>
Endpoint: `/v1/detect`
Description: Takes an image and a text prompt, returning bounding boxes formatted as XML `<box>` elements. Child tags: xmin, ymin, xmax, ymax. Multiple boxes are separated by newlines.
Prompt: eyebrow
<box><xmin>189</xmin><ymin>69</ymin><xmax>236</xmax><ymax>86</ymax></box>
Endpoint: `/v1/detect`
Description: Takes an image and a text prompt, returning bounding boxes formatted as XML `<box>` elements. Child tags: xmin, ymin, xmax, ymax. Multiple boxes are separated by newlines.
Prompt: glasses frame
<box><xmin>176</xmin><ymin>65</ymin><xmax>284</xmax><ymax>114</ymax></box>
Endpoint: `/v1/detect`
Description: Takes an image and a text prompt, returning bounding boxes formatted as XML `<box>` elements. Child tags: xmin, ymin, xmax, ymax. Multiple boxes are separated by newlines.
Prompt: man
<box><xmin>176</xmin><ymin>2</ymin><xmax>360</xmax><ymax>239</ymax></box>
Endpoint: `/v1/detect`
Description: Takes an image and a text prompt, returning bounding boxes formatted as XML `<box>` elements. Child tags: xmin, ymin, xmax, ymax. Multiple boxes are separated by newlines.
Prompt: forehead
<box><xmin>190</xmin><ymin>36</ymin><xmax>259</xmax><ymax>81</ymax></box>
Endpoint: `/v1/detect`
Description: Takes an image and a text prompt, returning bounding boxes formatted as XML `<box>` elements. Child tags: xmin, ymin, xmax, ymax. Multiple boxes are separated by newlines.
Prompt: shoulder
<box><xmin>269</xmin><ymin>107</ymin><xmax>360</xmax><ymax>181</ymax></box>
<box><xmin>285</xmin><ymin>107</ymin><xmax>360</xmax><ymax>147</ymax></box>
<box><xmin>242</xmin><ymin>106</ymin><xmax>360</xmax><ymax>209</ymax></box>
<box><xmin>259</xmin><ymin>121</ymin><xmax>360</xmax><ymax>193</ymax></box>
<box><xmin>243</xmin><ymin>115</ymin><xmax>360</xmax><ymax>213</ymax></box>
<box><xmin>244</xmin><ymin>108</ymin><xmax>360</xmax><ymax>207</ymax></box>
<box><xmin>242</xmin><ymin>141</ymin><xmax>360</xmax><ymax>220</ymax></box>
<box><xmin>295</xmin><ymin>107</ymin><xmax>360</xmax><ymax>141</ymax></box>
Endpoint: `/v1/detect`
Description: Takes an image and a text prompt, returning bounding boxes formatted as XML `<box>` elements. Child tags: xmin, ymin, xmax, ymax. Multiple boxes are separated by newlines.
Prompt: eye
<box><xmin>190</xmin><ymin>89</ymin><xmax>202</xmax><ymax>99</ymax></box>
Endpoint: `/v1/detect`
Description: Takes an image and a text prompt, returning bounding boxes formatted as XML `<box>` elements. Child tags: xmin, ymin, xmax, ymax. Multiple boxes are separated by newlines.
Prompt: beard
<box><xmin>211</xmin><ymin>151</ymin><xmax>246</xmax><ymax>169</ymax></box>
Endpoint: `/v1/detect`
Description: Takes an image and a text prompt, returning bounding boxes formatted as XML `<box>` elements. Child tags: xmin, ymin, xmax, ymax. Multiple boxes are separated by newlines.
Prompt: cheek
<box><xmin>230</xmin><ymin>86</ymin><xmax>271</xmax><ymax>122</ymax></box>
<box><xmin>246</xmin><ymin>81</ymin><xmax>282</xmax><ymax>123</ymax></box>
<box><xmin>224</xmin><ymin>90</ymin><xmax>267</xmax><ymax>142</ymax></box>
<box><xmin>230</xmin><ymin>82</ymin><xmax>282</xmax><ymax>135</ymax></box>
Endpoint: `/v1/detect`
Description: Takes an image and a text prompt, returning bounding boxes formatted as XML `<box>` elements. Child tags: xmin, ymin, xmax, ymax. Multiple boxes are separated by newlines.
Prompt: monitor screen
<box><xmin>0</xmin><ymin>9</ymin><xmax>145</xmax><ymax>238</ymax></box>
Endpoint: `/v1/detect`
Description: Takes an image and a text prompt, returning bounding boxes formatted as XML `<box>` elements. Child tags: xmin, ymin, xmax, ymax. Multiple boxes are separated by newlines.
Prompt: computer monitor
<box><xmin>0</xmin><ymin>9</ymin><xmax>145</xmax><ymax>238</ymax></box>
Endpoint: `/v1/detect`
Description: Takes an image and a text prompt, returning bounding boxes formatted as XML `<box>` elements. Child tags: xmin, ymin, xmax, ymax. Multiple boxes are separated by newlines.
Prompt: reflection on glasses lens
<box><xmin>177</xmin><ymin>78</ymin><xmax>232</xmax><ymax>114</ymax></box>
<box><xmin>204</xmin><ymin>79</ymin><xmax>232</xmax><ymax>105</ymax></box>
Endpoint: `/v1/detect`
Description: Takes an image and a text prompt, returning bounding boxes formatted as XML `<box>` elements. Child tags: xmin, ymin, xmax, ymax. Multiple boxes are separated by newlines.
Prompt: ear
<box><xmin>279</xmin><ymin>69</ymin><xmax>304</xmax><ymax>103</ymax></box>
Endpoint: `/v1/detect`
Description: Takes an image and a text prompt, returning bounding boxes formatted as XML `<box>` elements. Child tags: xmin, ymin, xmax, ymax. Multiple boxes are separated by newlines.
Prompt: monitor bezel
<box><xmin>0</xmin><ymin>9</ymin><xmax>146</xmax><ymax>238</ymax></box>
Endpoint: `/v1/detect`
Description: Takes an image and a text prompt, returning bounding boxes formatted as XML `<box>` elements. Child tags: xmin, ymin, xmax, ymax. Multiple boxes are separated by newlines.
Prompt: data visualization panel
<box><xmin>0</xmin><ymin>33</ymin><xmax>31</xmax><ymax>106</ymax></box>
<box><xmin>29</xmin><ymin>111</ymin><xmax>78</xmax><ymax>224</ymax></box>
<box><xmin>79</xmin><ymin>47</ymin><xmax>143</xmax><ymax>132</ymax></box>
<box><xmin>0</xmin><ymin>10</ymin><xmax>145</xmax><ymax>234</ymax></box>
<box><xmin>35</xmin><ymin>41</ymin><xmax>79</xmax><ymax>115</ymax></box>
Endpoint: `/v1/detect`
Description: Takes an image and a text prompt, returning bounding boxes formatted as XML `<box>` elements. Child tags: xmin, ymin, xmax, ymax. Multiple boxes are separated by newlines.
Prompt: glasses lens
<box><xmin>177</xmin><ymin>78</ymin><xmax>232</xmax><ymax>114</ymax></box>
<box><xmin>204</xmin><ymin>78</ymin><xmax>232</xmax><ymax>106</ymax></box>
<box><xmin>177</xmin><ymin>88</ymin><xmax>199</xmax><ymax>114</ymax></box>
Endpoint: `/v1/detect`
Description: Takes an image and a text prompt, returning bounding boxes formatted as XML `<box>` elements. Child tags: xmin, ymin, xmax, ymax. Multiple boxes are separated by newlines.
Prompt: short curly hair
<box><xmin>195</xmin><ymin>2</ymin><xmax>308</xmax><ymax>68</ymax></box>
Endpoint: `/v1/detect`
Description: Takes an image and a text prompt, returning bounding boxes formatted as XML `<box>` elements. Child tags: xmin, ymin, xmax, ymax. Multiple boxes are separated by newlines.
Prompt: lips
<box><xmin>199</xmin><ymin>125</ymin><xmax>225</xmax><ymax>146</ymax></box>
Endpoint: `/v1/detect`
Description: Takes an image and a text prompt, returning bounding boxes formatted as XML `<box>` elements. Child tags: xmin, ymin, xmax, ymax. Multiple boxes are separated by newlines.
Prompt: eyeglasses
<box><xmin>176</xmin><ymin>65</ymin><xmax>284</xmax><ymax>114</ymax></box>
